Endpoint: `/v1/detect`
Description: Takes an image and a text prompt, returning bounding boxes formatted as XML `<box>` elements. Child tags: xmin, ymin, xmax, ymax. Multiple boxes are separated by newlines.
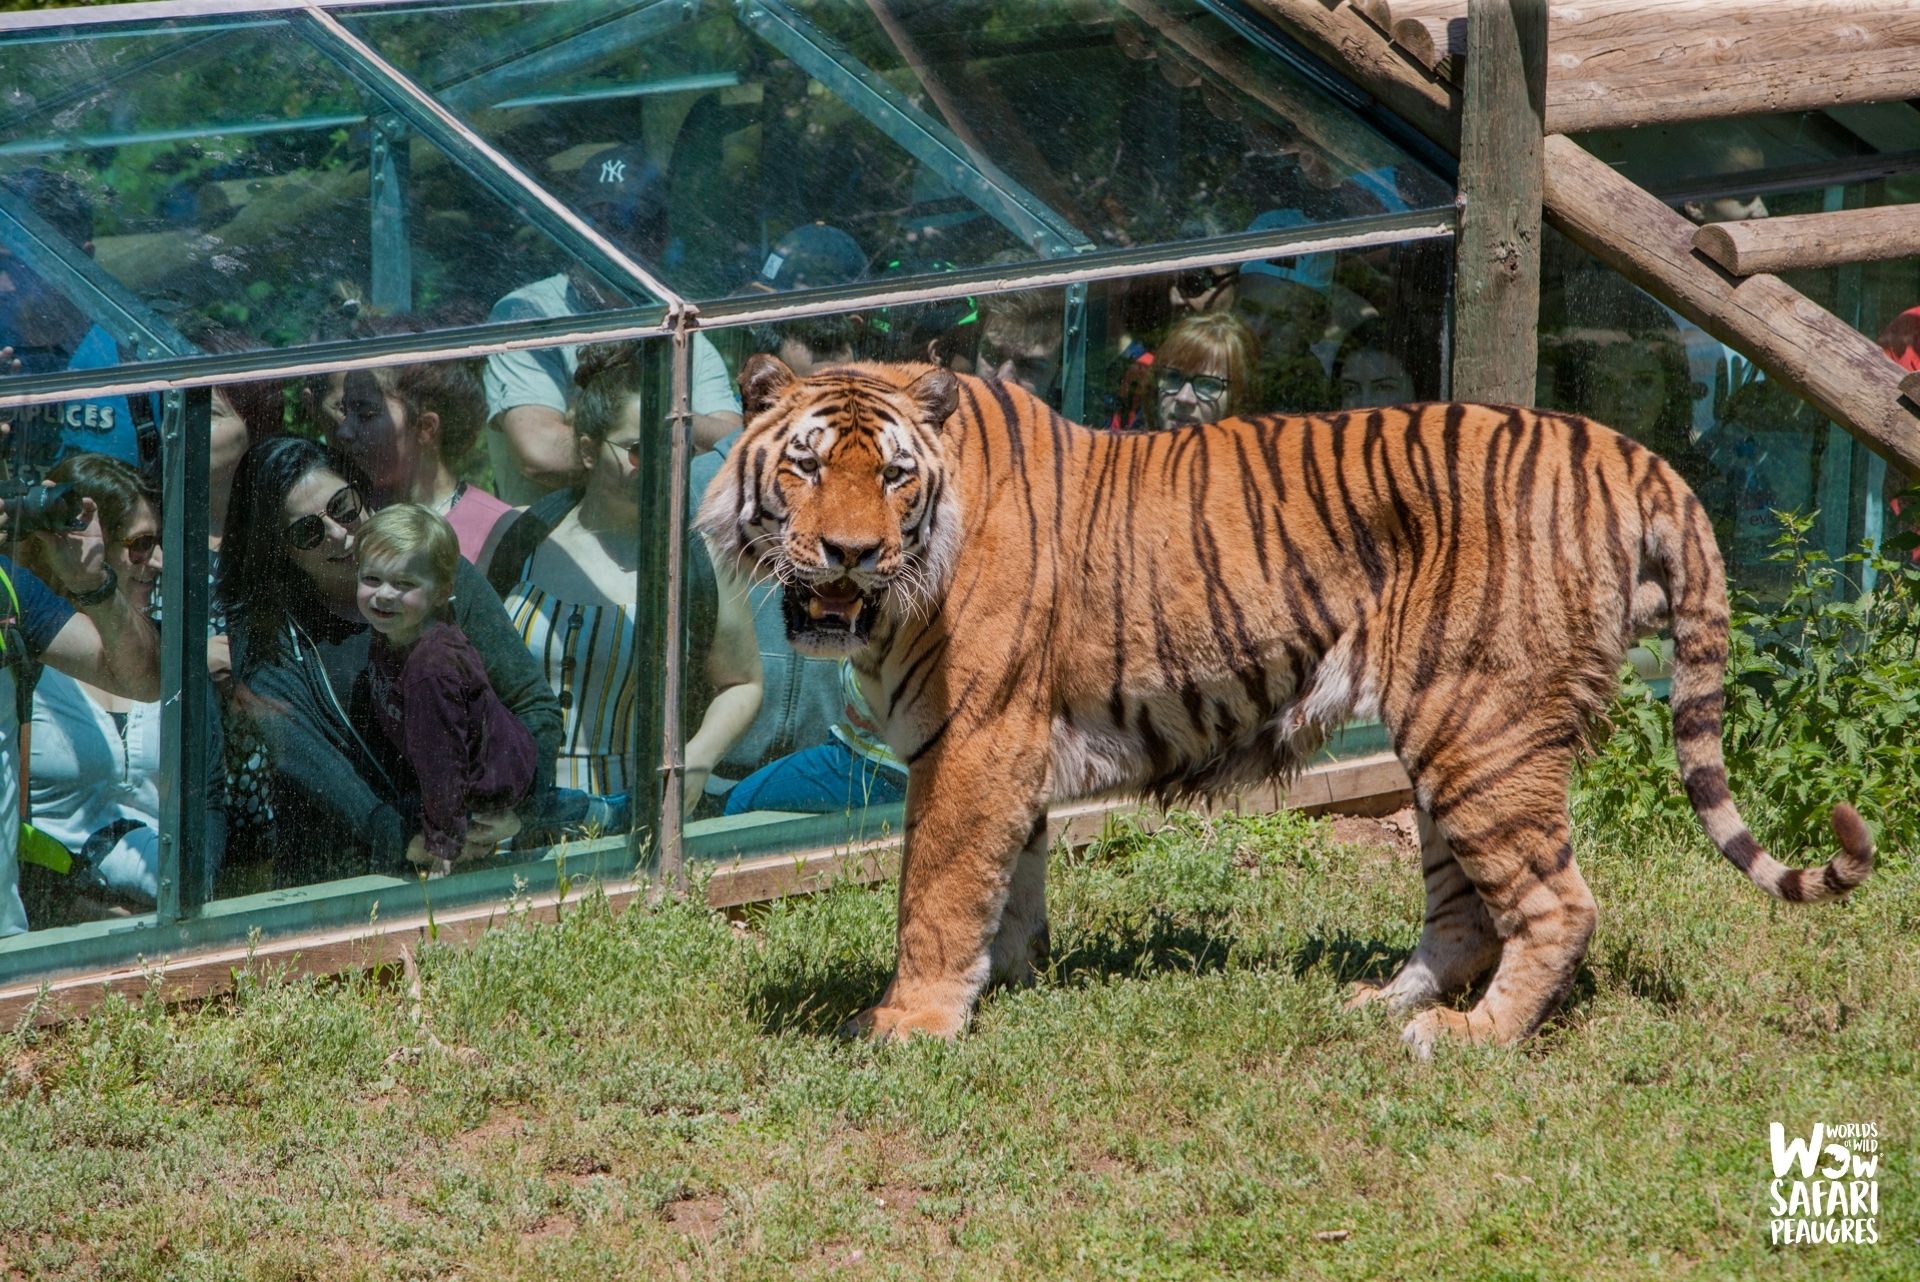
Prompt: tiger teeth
<box><xmin>847</xmin><ymin>598</ymin><xmax>863</xmax><ymax>622</ymax></box>
<box><xmin>808</xmin><ymin>596</ymin><xmax>826</xmax><ymax>620</ymax></box>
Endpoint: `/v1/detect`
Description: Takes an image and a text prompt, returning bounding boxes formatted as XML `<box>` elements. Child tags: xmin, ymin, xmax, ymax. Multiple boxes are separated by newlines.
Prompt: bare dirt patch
<box><xmin>664</xmin><ymin>1194</ymin><xmax>725</xmax><ymax>1240</ymax></box>
<box><xmin>1327</xmin><ymin>807</ymin><xmax>1417</xmax><ymax>859</ymax></box>
<box><xmin>449</xmin><ymin>1109</ymin><xmax>524</xmax><ymax>1158</ymax></box>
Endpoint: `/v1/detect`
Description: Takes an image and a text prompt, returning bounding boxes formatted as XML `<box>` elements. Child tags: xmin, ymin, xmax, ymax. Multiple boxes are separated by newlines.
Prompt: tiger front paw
<box><xmin>837</xmin><ymin>1000</ymin><xmax>970</xmax><ymax>1043</ymax></box>
<box><xmin>1400</xmin><ymin>1007</ymin><xmax>1500</xmax><ymax>1059</ymax></box>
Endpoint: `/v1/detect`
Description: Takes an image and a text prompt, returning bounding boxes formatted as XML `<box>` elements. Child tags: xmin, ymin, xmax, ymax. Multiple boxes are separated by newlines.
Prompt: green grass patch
<box><xmin>2</xmin><ymin>807</ymin><xmax>1914</xmax><ymax>1279</ymax></box>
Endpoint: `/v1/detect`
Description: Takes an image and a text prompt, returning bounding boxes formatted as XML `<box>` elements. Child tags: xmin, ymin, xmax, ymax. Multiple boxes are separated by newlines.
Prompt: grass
<box><xmin>1</xmin><ymin>803</ymin><xmax>1915</xmax><ymax>1280</ymax></box>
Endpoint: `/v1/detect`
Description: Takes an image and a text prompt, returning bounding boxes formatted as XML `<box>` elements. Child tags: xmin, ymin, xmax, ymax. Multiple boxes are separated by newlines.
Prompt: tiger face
<box><xmin>697</xmin><ymin>355</ymin><xmax>961</xmax><ymax>657</ymax></box>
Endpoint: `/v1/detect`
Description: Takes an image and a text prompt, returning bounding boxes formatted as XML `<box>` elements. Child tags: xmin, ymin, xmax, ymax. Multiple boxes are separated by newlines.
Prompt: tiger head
<box><xmin>696</xmin><ymin>355</ymin><xmax>962</xmax><ymax>657</ymax></box>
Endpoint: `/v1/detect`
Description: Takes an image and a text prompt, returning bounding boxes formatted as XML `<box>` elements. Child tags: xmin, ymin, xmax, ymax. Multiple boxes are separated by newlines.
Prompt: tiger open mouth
<box><xmin>783</xmin><ymin>577</ymin><xmax>883</xmax><ymax>649</ymax></box>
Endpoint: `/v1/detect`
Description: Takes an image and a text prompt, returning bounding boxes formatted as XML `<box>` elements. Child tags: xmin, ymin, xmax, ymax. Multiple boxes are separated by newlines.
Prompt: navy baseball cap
<box><xmin>752</xmin><ymin>222</ymin><xmax>868</xmax><ymax>292</ymax></box>
<box><xmin>573</xmin><ymin>145</ymin><xmax>666</xmax><ymax>238</ymax></box>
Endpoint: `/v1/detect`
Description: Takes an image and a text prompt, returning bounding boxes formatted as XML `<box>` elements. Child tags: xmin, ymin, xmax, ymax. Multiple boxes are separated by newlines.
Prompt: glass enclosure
<box><xmin>0</xmin><ymin>0</ymin><xmax>1456</xmax><ymax>981</ymax></box>
<box><xmin>8</xmin><ymin>1</ymin><xmax>1903</xmax><ymax>992</ymax></box>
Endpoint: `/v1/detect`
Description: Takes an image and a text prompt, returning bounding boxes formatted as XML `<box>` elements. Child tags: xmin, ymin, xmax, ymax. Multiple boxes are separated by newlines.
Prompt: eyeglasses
<box><xmin>606</xmin><ymin>437</ymin><xmax>643</xmax><ymax>468</ymax></box>
<box><xmin>1157</xmin><ymin>369</ymin><xmax>1231</xmax><ymax>402</ymax></box>
<box><xmin>1174</xmin><ymin>266</ymin><xmax>1238</xmax><ymax>299</ymax></box>
<box><xmin>118</xmin><ymin>533</ymin><xmax>160</xmax><ymax>564</ymax></box>
<box><xmin>284</xmin><ymin>486</ymin><xmax>363</xmax><ymax>551</ymax></box>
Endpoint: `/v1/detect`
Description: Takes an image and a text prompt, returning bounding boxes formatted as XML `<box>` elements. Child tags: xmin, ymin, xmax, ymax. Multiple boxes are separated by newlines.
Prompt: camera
<box><xmin>0</xmin><ymin>481</ymin><xmax>84</xmax><ymax>536</ymax></box>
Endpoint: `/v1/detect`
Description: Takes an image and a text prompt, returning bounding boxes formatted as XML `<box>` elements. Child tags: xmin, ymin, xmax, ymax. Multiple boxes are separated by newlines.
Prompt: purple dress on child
<box><xmin>367</xmin><ymin>621</ymin><xmax>538</xmax><ymax>863</ymax></box>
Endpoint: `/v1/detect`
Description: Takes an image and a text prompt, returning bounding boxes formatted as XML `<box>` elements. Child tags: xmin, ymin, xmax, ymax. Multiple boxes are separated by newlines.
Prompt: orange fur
<box><xmin>697</xmin><ymin>358</ymin><xmax>1873</xmax><ymax>1055</ymax></box>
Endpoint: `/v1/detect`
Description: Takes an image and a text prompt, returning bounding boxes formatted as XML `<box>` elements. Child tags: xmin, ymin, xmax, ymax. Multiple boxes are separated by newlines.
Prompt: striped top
<box><xmin>502</xmin><ymin>578</ymin><xmax>637</xmax><ymax>793</ymax></box>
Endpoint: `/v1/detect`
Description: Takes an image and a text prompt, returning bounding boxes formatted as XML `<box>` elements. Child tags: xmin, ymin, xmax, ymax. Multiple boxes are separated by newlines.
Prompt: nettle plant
<box><xmin>1577</xmin><ymin>501</ymin><xmax>1920</xmax><ymax>862</ymax></box>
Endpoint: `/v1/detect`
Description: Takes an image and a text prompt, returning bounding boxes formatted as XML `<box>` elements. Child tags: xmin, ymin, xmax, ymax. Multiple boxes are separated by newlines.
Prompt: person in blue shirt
<box><xmin>0</xmin><ymin>168</ymin><xmax>152</xmax><ymax>479</ymax></box>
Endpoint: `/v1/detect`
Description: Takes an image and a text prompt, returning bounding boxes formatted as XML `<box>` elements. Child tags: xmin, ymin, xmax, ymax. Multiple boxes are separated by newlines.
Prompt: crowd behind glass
<box><xmin>0</xmin><ymin>155</ymin><xmax>1909</xmax><ymax>938</ymax></box>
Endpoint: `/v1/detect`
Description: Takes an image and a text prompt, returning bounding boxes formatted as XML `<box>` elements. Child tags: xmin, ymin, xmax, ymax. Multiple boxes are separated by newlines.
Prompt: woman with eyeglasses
<box><xmin>217</xmin><ymin>436</ymin><xmax>561</xmax><ymax>888</ymax></box>
<box><xmin>487</xmin><ymin>343</ymin><xmax>762</xmax><ymax>808</ymax></box>
<box><xmin>1150</xmin><ymin>311</ymin><xmax>1262</xmax><ymax>430</ymax></box>
<box><xmin>15</xmin><ymin>452</ymin><xmax>226</xmax><ymax>920</ymax></box>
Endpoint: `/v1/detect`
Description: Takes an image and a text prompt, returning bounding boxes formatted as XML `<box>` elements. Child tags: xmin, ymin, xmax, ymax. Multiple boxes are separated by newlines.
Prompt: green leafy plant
<box><xmin>1576</xmin><ymin>502</ymin><xmax>1920</xmax><ymax>861</ymax></box>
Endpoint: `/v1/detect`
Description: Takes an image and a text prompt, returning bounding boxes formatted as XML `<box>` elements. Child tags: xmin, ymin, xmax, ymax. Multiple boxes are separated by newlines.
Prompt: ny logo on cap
<box><xmin>599</xmin><ymin>159</ymin><xmax>627</xmax><ymax>185</ymax></box>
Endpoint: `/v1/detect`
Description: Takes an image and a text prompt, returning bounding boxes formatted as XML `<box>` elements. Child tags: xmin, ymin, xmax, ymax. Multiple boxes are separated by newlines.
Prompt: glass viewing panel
<box><xmin>345</xmin><ymin>0</ymin><xmax>1451</xmax><ymax>301</ymax></box>
<box><xmin>0</xmin><ymin>390</ymin><xmax>178</xmax><ymax>946</ymax></box>
<box><xmin>199</xmin><ymin>339</ymin><xmax>660</xmax><ymax>923</ymax></box>
<box><xmin>688</xmin><ymin>237</ymin><xmax>1453</xmax><ymax>861</ymax></box>
<box><xmin>1537</xmin><ymin>222</ymin><xmax>1909</xmax><ymax>610</ymax></box>
<box><xmin>0</xmin><ymin>337</ymin><xmax>664</xmax><ymax>971</ymax></box>
<box><xmin>0</xmin><ymin>15</ymin><xmax>653</xmax><ymax>368</ymax></box>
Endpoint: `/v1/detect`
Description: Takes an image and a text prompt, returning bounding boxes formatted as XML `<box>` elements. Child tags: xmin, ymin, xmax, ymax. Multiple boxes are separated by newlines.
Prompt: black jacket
<box><xmin>236</xmin><ymin>558</ymin><xmax>561</xmax><ymax>886</ymax></box>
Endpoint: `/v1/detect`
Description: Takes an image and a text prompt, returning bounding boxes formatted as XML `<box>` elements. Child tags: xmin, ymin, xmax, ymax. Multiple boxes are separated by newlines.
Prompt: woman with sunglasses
<box><xmin>488</xmin><ymin>343</ymin><xmax>761</xmax><ymax>808</ymax></box>
<box><xmin>16</xmin><ymin>452</ymin><xmax>226</xmax><ymax>919</ymax></box>
<box><xmin>218</xmin><ymin>437</ymin><xmax>561</xmax><ymax>887</ymax></box>
<box><xmin>1151</xmin><ymin>311</ymin><xmax>1262</xmax><ymax>430</ymax></box>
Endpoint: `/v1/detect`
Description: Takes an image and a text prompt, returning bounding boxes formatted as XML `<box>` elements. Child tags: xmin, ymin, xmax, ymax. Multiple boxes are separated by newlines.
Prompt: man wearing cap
<box><xmin>482</xmin><ymin>146</ymin><xmax>742</xmax><ymax>504</ymax></box>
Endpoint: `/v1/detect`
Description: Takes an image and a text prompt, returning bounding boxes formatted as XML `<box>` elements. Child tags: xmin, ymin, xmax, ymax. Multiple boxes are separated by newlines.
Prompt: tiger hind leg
<box><xmin>1399</xmin><ymin>751</ymin><xmax>1597</xmax><ymax>1057</ymax></box>
<box><xmin>1345</xmin><ymin>808</ymin><xmax>1501</xmax><ymax>1013</ymax></box>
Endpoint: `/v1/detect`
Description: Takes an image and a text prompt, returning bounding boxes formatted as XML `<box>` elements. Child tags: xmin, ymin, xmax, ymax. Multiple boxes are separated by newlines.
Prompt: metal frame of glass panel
<box><xmin>0</xmin><ymin>0</ymin><xmax>1460</xmax><ymax>989</ymax></box>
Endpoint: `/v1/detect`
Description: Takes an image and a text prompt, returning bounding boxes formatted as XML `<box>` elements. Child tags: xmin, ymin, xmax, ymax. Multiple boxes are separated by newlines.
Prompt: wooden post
<box><xmin>1451</xmin><ymin>0</ymin><xmax>1545</xmax><ymax>404</ymax></box>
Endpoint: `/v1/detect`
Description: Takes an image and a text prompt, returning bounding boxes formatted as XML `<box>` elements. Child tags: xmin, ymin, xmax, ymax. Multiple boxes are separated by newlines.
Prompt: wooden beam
<box><xmin>1542</xmin><ymin>133</ymin><xmax>1920</xmax><ymax>475</ymax></box>
<box><xmin>1347</xmin><ymin>0</ymin><xmax>1397</xmax><ymax>36</ymax></box>
<box><xmin>1451</xmin><ymin>0</ymin><xmax>1546</xmax><ymax>403</ymax></box>
<box><xmin>1548</xmin><ymin>45</ymin><xmax>1920</xmax><ymax>133</ymax></box>
<box><xmin>1392</xmin><ymin>14</ymin><xmax>1464</xmax><ymax>79</ymax></box>
<box><xmin>1901</xmin><ymin>369</ymin><xmax>1920</xmax><ymax>406</ymax></box>
<box><xmin>1315</xmin><ymin>1</ymin><xmax>1920</xmax><ymax>131</ymax></box>
<box><xmin>1250</xmin><ymin>0</ymin><xmax>1461</xmax><ymax>153</ymax></box>
<box><xmin>1693</xmin><ymin>204</ymin><xmax>1920</xmax><ymax>275</ymax></box>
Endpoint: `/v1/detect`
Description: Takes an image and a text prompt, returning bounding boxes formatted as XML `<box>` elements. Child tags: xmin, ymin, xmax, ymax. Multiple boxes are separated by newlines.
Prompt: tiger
<box><xmin>695</xmin><ymin>355</ymin><xmax>1874</xmax><ymax>1056</ymax></box>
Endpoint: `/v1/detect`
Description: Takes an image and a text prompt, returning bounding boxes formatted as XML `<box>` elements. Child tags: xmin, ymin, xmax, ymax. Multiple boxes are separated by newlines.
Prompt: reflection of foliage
<box><xmin>1</xmin><ymin>0</ymin><xmax>1444</xmax><ymax>351</ymax></box>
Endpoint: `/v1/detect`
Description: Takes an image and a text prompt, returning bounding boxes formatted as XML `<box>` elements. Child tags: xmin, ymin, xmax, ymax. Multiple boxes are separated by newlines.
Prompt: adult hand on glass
<box><xmin>405</xmin><ymin>832</ymin><xmax>453</xmax><ymax>879</ymax></box>
<box><xmin>206</xmin><ymin>633</ymin><xmax>234</xmax><ymax>696</ymax></box>
<box><xmin>460</xmin><ymin>808</ymin><xmax>522</xmax><ymax>862</ymax></box>
<box><xmin>682</xmin><ymin>766</ymin><xmax>709</xmax><ymax>818</ymax></box>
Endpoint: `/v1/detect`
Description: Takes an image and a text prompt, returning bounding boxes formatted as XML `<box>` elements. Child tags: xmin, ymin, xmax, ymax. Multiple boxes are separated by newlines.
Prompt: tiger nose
<box><xmin>820</xmin><ymin>537</ymin><xmax>881</xmax><ymax>571</ymax></box>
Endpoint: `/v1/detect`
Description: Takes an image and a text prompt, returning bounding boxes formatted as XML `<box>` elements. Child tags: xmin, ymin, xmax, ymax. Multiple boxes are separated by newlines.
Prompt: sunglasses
<box><xmin>1174</xmin><ymin>266</ymin><xmax>1238</xmax><ymax>298</ymax></box>
<box><xmin>606</xmin><ymin>437</ymin><xmax>643</xmax><ymax>468</ymax></box>
<box><xmin>118</xmin><ymin>533</ymin><xmax>160</xmax><ymax>564</ymax></box>
<box><xmin>1157</xmin><ymin>369</ymin><xmax>1231</xmax><ymax>401</ymax></box>
<box><xmin>284</xmin><ymin>486</ymin><xmax>364</xmax><ymax>552</ymax></box>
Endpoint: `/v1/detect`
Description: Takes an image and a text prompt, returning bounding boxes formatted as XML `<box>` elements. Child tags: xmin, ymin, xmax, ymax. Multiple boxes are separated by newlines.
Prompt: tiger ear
<box><xmin>740</xmin><ymin>353</ymin><xmax>797</xmax><ymax>418</ymax></box>
<box><xmin>905</xmin><ymin>367</ymin><xmax>958</xmax><ymax>431</ymax></box>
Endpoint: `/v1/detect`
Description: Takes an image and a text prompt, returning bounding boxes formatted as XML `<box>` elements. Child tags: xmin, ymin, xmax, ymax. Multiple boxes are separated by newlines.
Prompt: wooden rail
<box><xmin>1693</xmin><ymin>204</ymin><xmax>1920</xmax><ymax>276</ymax></box>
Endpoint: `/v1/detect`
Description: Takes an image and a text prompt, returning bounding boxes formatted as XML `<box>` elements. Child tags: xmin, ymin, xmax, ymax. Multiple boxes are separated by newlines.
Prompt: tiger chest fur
<box><xmin>698</xmin><ymin>356</ymin><xmax>1872</xmax><ymax>1057</ymax></box>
